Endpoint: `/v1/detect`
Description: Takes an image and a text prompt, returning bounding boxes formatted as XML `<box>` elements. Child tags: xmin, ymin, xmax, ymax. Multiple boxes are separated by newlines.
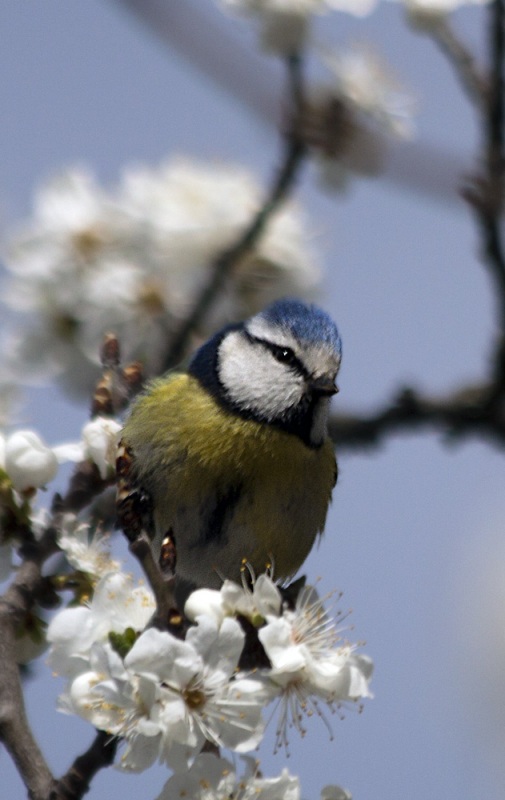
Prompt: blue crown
<box><xmin>258</xmin><ymin>299</ymin><xmax>342</xmax><ymax>355</ymax></box>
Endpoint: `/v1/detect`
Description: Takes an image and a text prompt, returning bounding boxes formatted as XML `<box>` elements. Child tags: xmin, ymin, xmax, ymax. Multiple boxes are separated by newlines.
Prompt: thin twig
<box><xmin>480</xmin><ymin>0</ymin><xmax>505</xmax><ymax>311</ymax></box>
<box><xmin>56</xmin><ymin>462</ymin><xmax>112</xmax><ymax>515</ymax></box>
<box><xmin>488</xmin><ymin>0</ymin><xmax>505</xmax><ymax>160</ymax></box>
<box><xmin>330</xmin><ymin>382</ymin><xmax>505</xmax><ymax>452</ymax></box>
<box><xmin>430</xmin><ymin>17</ymin><xmax>488</xmax><ymax>105</ymax></box>
<box><xmin>128</xmin><ymin>533</ymin><xmax>177</xmax><ymax>627</ymax></box>
<box><xmin>162</xmin><ymin>53</ymin><xmax>307</xmax><ymax>370</ymax></box>
<box><xmin>463</xmin><ymin>1</ymin><xmax>505</xmax><ymax>394</ymax></box>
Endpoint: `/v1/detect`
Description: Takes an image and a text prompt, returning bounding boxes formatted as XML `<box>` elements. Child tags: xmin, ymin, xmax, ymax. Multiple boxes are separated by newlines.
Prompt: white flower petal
<box><xmin>125</xmin><ymin>627</ymin><xmax>195</xmax><ymax>684</ymax></box>
<box><xmin>184</xmin><ymin>588</ymin><xmax>225</xmax><ymax>625</ymax></box>
<box><xmin>81</xmin><ymin>417</ymin><xmax>122</xmax><ymax>478</ymax></box>
<box><xmin>52</xmin><ymin>442</ymin><xmax>85</xmax><ymax>463</ymax></box>
<box><xmin>5</xmin><ymin>430</ymin><xmax>58</xmax><ymax>490</ymax></box>
<box><xmin>3</xmin><ymin>159</ymin><xmax>319</xmax><ymax>398</ymax></box>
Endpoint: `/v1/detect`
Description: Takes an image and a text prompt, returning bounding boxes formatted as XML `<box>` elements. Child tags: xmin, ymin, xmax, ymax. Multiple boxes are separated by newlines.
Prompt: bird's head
<box><xmin>189</xmin><ymin>299</ymin><xmax>342</xmax><ymax>447</ymax></box>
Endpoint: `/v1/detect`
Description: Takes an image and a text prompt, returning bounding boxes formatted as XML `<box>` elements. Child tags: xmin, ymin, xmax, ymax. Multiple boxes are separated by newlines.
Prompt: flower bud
<box><xmin>5</xmin><ymin>430</ymin><xmax>58</xmax><ymax>491</ymax></box>
<box><xmin>82</xmin><ymin>417</ymin><xmax>122</xmax><ymax>479</ymax></box>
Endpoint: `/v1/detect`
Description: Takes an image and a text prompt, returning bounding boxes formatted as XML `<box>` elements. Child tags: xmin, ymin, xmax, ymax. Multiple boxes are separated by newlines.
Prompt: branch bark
<box><xmin>330</xmin><ymin>382</ymin><xmax>505</xmax><ymax>451</ymax></box>
<box><xmin>0</xmin><ymin>529</ymin><xmax>59</xmax><ymax>800</ymax></box>
<box><xmin>52</xmin><ymin>731</ymin><xmax>118</xmax><ymax>800</ymax></box>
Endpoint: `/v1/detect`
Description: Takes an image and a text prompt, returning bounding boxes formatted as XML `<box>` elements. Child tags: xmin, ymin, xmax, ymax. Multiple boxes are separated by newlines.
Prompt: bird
<box><xmin>118</xmin><ymin>298</ymin><xmax>342</xmax><ymax>594</ymax></box>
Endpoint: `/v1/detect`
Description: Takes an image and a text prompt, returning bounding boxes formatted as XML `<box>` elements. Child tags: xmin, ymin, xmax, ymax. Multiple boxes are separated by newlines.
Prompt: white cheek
<box><xmin>219</xmin><ymin>332</ymin><xmax>304</xmax><ymax>420</ymax></box>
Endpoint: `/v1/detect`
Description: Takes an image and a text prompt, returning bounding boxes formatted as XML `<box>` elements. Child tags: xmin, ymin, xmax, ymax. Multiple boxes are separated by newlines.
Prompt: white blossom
<box><xmin>2</xmin><ymin>430</ymin><xmax>57</xmax><ymax>491</ymax></box>
<box><xmin>242</xmin><ymin>766</ymin><xmax>301</xmax><ymax>799</ymax></box>
<box><xmin>81</xmin><ymin>416</ymin><xmax>122</xmax><ymax>479</ymax></box>
<box><xmin>185</xmin><ymin>573</ymin><xmax>282</xmax><ymax>627</ymax></box>
<box><xmin>157</xmin><ymin>753</ymin><xmax>238</xmax><ymax>799</ymax></box>
<box><xmin>157</xmin><ymin>752</ymin><xmax>350</xmax><ymax>799</ymax></box>
<box><xmin>49</xmin><ymin>568</ymin><xmax>372</xmax><ymax>775</ymax></box>
<box><xmin>258</xmin><ymin>586</ymin><xmax>373</xmax><ymax>750</ymax></box>
<box><xmin>67</xmin><ymin>640</ymin><xmax>143</xmax><ymax>733</ymax></box>
<box><xmin>186</xmin><ymin>577</ymin><xmax>373</xmax><ymax>753</ymax></box>
<box><xmin>64</xmin><ymin>618</ymin><xmax>267</xmax><ymax>772</ymax></box>
<box><xmin>305</xmin><ymin>44</ymin><xmax>415</xmax><ymax>190</ymax></box>
<box><xmin>0</xmin><ymin>430</ymin><xmax>80</xmax><ymax>492</ymax></box>
<box><xmin>218</xmin><ymin>0</ymin><xmax>379</xmax><ymax>52</ymax></box>
<box><xmin>47</xmin><ymin>571</ymin><xmax>155</xmax><ymax>679</ymax></box>
<box><xmin>126</xmin><ymin>620</ymin><xmax>265</xmax><ymax>763</ymax></box>
<box><xmin>3</xmin><ymin>159</ymin><xmax>319</xmax><ymax>398</ymax></box>
<box><xmin>221</xmin><ymin>573</ymin><xmax>283</xmax><ymax>621</ymax></box>
<box><xmin>56</xmin><ymin>516</ymin><xmax>120</xmax><ymax>579</ymax></box>
<box><xmin>321</xmin><ymin>45</ymin><xmax>415</xmax><ymax>140</ymax></box>
<box><xmin>185</xmin><ymin>587</ymin><xmax>226</xmax><ymax>626</ymax></box>
<box><xmin>158</xmin><ymin>753</ymin><xmax>301</xmax><ymax>799</ymax></box>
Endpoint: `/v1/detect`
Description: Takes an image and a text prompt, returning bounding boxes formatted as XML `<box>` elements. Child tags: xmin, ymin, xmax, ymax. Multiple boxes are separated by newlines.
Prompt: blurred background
<box><xmin>1</xmin><ymin>1</ymin><xmax>504</xmax><ymax>798</ymax></box>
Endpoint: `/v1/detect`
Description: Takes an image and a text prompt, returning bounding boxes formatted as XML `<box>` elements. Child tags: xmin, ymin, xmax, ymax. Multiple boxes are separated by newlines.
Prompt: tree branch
<box><xmin>463</xmin><ymin>1</ymin><xmax>505</xmax><ymax>395</ymax></box>
<box><xmin>365</xmin><ymin>2</ymin><xmax>503</xmax><ymax>452</ymax></box>
<box><xmin>52</xmin><ymin>731</ymin><xmax>118</xmax><ymax>800</ymax></box>
<box><xmin>330</xmin><ymin>382</ymin><xmax>505</xmax><ymax>451</ymax></box>
<box><xmin>430</xmin><ymin>17</ymin><xmax>488</xmax><ymax>105</ymax></box>
<box><xmin>0</xmin><ymin>617</ymin><xmax>55</xmax><ymax>800</ymax></box>
<box><xmin>162</xmin><ymin>53</ymin><xmax>307</xmax><ymax>370</ymax></box>
<box><xmin>0</xmin><ymin>528</ymin><xmax>59</xmax><ymax>800</ymax></box>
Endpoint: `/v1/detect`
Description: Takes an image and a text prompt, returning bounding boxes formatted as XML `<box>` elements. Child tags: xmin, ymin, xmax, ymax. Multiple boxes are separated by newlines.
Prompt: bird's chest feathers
<box><xmin>128</xmin><ymin>375</ymin><xmax>335</xmax><ymax>576</ymax></box>
<box><xmin>162</xmin><ymin>403</ymin><xmax>331</xmax><ymax>512</ymax></box>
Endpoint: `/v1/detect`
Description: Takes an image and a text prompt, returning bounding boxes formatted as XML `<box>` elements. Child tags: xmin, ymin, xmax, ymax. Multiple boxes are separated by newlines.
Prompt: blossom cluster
<box><xmin>0</xmin><ymin>416</ymin><xmax>121</xmax><ymax>585</ymax></box>
<box><xmin>304</xmin><ymin>44</ymin><xmax>415</xmax><ymax>189</ymax></box>
<box><xmin>46</xmin><ymin>539</ymin><xmax>372</xmax><ymax>795</ymax></box>
<box><xmin>2</xmin><ymin>159</ymin><xmax>319</xmax><ymax>399</ymax></box>
<box><xmin>0</xmin><ymin>416</ymin><xmax>120</xmax><ymax>498</ymax></box>
<box><xmin>158</xmin><ymin>752</ymin><xmax>352</xmax><ymax>799</ymax></box>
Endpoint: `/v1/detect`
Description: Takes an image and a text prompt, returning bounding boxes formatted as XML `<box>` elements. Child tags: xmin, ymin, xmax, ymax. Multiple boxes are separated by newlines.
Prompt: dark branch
<box><xmin>332</xmin><ymin>3</ymin><xmax>503</xmax><ymax>457</ymax></box>
<box><xmin>0</xmin><ymin>528</ymin><xmax>59</xmax><ymax>800</ymax></box>
<box><xmin>430</xmin><ymin>17</ymin><xmax>488</xmax><ymax>105</ymax></box>
<box><xmin>52</xmin><ymin>731</ymin><xmax>118</xmax><ymax>800</ymax></box>
<box><xmin>463</xmin><ymin>1</ymin><xmax>505</xmax><ymax>396</ymax></box>
<box><xmin>56</xmin><ymin>462</ymin><xmax>111</xmax><ymax>515</ymax></box>
<box><xmin>162</xmin><ymin>54</ymin><xmax>307</xmax><ymax>370</ymax></box>
<box><xmin>486</xmin><ymin>0</ymin><xmax>505</xmax><ymax>388</ymax></box>
<box><xmin>488</xmin><ymin>0</ymin><xmax>505</xmax><ymax>162</ymax></box>
<box><xmin>330</xmin><ymin>382</ymin><xmax>505</xmax><ymax>451</ymax></box>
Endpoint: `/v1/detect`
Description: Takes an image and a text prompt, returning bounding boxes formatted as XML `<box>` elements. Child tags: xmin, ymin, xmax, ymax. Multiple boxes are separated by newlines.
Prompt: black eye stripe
<box><xmin>244</xmin><ymin>331</ymin><xmax>308</xmax><ymax>378</ymax></box>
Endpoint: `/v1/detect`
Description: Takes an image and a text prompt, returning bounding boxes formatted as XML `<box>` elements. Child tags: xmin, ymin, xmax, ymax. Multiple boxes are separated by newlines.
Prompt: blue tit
<box><xmin>118</xmin><ymin>298</ymin><xmax>342</xmax><ymax>592</ymax></box>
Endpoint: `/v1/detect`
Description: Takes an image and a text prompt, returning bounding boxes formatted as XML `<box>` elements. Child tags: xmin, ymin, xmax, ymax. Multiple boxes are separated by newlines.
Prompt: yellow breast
<box><xmin>123</xmin><ymin>373</ymin><xmax>336</xmax><ymax>586</ymax></box>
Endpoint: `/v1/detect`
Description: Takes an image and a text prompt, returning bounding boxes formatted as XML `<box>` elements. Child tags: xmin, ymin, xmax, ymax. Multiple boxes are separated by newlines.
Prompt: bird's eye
<box><xmin>271</xmin><ymin>345</ymin><xmax>297</xmax><ymax>365</ymax></box>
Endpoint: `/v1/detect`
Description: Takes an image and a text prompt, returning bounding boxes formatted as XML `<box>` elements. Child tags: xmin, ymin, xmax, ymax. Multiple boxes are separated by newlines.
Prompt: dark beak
<box><xmin>309</xmin><ymin>376</ymin><xmax>339</xmax><ymax>396</ymax></box>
